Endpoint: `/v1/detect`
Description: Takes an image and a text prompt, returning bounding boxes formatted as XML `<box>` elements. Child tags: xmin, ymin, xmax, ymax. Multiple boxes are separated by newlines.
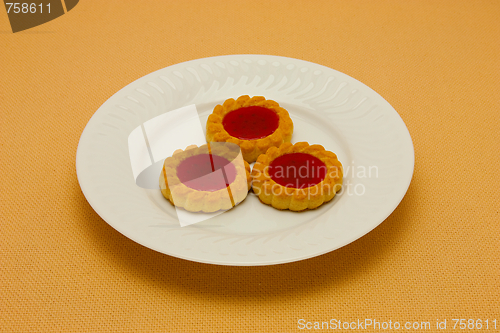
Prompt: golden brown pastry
<box><xmin>251</xmin><ymin>142</ymin><xmax>343</xmax><ymax>211</ymax></box>
<box><xmin>160</xmin><ymin>143</ymin><xmax>251</xmax><ymax>213</ymax></box>
<box><xmin>206</xmin><ymin>95</ymin><xmax>293</xmax><ymax>163</ymax></box>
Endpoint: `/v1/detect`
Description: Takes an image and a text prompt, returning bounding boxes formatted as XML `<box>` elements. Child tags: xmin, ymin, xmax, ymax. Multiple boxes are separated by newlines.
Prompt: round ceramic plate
<box><xmin>76</xmin><ymin>55</ymin><xmax>414</xmax><ymax>266</ymax></box>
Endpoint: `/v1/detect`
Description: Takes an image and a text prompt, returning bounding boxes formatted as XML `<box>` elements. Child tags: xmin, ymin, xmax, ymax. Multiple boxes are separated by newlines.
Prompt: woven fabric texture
<box><xmin>1</xmin><ymin>1</ymin><xmax>499</xmax><ymax>332</ymax></box>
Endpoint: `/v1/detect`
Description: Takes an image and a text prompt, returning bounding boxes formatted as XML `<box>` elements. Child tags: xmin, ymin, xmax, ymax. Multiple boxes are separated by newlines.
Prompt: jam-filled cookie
<box><xmin>160</xmin><ymin>143</ymin><xmax>251</xmax><ymax>213</ymax></box>
<box><xmin>251</xmin><ymin>142</ymin><xmax>343</xmax><ymax>211</ymax></box>
<box><xmin>206</xmin><ymin>95</ymin><xmax>293</xmax><ymax>163</ymax></box>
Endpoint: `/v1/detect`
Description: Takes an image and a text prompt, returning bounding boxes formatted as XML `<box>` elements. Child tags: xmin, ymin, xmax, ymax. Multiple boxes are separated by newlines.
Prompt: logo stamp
<box><xmin>3</xmin><ymin>0</ymin><xmax>78</xmax><ymax>33</ymax></box>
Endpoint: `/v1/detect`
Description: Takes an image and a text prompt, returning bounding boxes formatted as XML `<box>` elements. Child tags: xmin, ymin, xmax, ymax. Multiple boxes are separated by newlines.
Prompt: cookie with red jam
<box><xmin>206</xmin><ymin>95</ymin><xmax>293</xmax><ymax>163</ymax></box>
<box><xmin>160</xmin><ymin>143</ymin><xmax>251</xmax><ymax>213</ymax></box>
<box><xmin>251</xmin><ymin>142</ymin><xmax>343</xmax><ymax>211</ymax></box>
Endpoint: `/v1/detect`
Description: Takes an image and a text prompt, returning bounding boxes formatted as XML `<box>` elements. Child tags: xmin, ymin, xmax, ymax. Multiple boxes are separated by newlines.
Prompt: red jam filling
<box><xmin>176</xmin><ymin>154</ymin><xmax>236</xmax><ymax>192</ymax></box>
<box><xmin>269</xmin><ymin>153</ymin><xmax>327</xmax><ymax>189</ymax></box>
<box><xmin>222</xmin><ymin>106</ymin><xmax>279</xmax><ymax>140</ymax></box>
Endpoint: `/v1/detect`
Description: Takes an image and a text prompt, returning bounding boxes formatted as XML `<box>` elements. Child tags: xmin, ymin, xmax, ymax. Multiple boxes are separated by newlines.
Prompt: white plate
<box><xmin>76</xmin><ymin>55</ymin><xmax>414</xmax><ymax>266</ymax></box>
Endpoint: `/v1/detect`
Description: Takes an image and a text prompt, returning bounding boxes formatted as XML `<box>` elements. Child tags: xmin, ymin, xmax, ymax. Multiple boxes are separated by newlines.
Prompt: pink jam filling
<box><xmin>269</xmin><ymin>153</ymin><xmax>327</xmax><ymax>189</ymax></box>
<box><xmin>176</xmin><ymin>154</ymin><xmax>236</xmax><ymax>192</ymax></box>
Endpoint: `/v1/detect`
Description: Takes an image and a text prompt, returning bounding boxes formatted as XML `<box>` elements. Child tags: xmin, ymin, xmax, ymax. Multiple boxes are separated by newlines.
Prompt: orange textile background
<box><xmin>1</xmin><ymin>1</ymin><xmax>499</xmax><ymax>332</ymax></box>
